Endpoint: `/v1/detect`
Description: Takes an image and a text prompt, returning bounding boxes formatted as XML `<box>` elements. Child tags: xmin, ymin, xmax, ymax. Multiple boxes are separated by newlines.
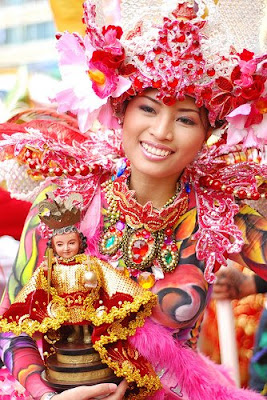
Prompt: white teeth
<box><xmin>142</xmin><ymin>142</ymin><xmax>171</xmax><ymax>157</ymax></box>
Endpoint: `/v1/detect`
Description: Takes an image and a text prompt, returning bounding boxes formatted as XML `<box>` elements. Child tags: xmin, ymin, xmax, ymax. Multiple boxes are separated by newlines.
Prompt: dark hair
<box><xmin>47</xmin><ymin>226</ymin><xmax>88</xmax><ymax>254</ymax></box>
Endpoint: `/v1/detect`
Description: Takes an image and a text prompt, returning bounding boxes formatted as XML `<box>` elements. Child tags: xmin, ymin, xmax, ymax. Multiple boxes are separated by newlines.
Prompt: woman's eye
<box><xmin>139</xmin><ymin>105</ymin><xmax>155</xmax><ymax>113</ymax></box>
<box><xmin>56</xmin><ymin>243</ymin><xmax>63</xmax><ymax>247</ymax></box>
<box><xmin>177</xmin><ymin>116</ymin><xmax>195</xmax><ymax>125</ymax></box>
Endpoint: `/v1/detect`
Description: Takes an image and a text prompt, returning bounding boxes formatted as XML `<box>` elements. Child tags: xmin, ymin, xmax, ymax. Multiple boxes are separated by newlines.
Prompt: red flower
<box><xmin>210</xmin><ymin>66</ymin><xmax>243</xmax><ymax>120</ymax></box>
<box><xmin>238</xmin><ymin>49</ymin><xmax>254</xmax><ymax>62</ymax></box>
<box><xmin>102</xmin><ymin>25</ymin><xmax>123</xmax><ymax>40</ymax></box>
<box><xmin>91</xmin><ymin>49</ymin><xmax>125</xmax><ymax>69</ymax></box>
<box><xmin>241</xmin><ymin>75</ymin><xmax>266</xmax><ymax>101</ymax></box>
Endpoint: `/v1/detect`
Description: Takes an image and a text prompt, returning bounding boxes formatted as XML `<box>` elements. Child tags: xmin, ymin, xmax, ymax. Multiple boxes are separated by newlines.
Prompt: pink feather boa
<box><xmin>129</xmin><ymin>319</ymin><xmax>264</xmax><ymax>400</ymax></box>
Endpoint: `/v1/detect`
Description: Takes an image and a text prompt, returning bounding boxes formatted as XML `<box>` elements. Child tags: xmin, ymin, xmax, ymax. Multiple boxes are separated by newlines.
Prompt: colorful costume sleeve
<box><xmin>0</xmin><ymin>333</ymin><xmax>52</xmax><ymax>399</ymax></box>
<box><xmin>0</xmin><ymin>185</ymin><xmax>57</xmax><ymax>399</ymax></box>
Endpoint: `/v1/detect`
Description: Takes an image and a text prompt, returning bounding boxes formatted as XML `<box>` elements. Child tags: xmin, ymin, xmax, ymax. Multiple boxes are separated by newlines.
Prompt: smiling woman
<box><xmin>122</xmin><ymin>90</ymin><xmax>207</xmax><ymax>208</ymax></box>
<box><xmin>0</xmin><ymin>1</ymin><xmax>266</xmax><ymax>400</ymax></box>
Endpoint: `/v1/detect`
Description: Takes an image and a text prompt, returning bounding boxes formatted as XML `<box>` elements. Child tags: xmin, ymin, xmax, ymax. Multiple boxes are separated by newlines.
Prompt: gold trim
<box><xmin>47</xmin><ymin>366</ymin><xmax>114</xmax><ymax>382</ymax></box>
<box><xmin>57</xmin><ymin>352</ymin><xmax>100</xmax><ymax>364</ymax></box>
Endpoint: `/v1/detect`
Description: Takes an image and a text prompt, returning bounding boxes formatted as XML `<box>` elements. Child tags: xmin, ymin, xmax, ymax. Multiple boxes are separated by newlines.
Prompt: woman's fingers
<box><xmin>105</xmin><ymin>380</ymin><xmax>128</xmax><ymax>399</ymax></box>
<box><xmin>53</xmin><ymin>383</ymin><xmax>118</xmax><ymax>400</ymax></box>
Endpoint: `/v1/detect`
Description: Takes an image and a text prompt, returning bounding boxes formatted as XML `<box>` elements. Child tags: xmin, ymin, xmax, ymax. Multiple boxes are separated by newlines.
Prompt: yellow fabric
<box><xmin>49</xmin><ymin>0</ymin><xmax>85</xmax><ymax>34</ymax></box>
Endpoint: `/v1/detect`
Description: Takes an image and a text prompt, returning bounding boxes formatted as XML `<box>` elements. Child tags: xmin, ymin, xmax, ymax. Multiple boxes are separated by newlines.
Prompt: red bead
<box><xmin>146</xmin><ymin>62</ymin><xmax>153</xmax><ymax>68</ymax></box>
<box><xmin>159</xmin><ymin>36</ymin><xmax>167</xmax><ymax>45</ymax></box>
<box><xmin>186</xmin><ymin>84</ymin><xmax>195</xmax><ymax>94</ymax></box>
<box><xmin>54</xmin><ymin>167</ymin><xmax>63</xmax><ymax>177</ymax></box>
<box><xmin>187</xmin><ymin>63</ymin><xmax>193</xmax><ymax>69</ymax></box>
<box><xmin>134</xmin><ymin>77</ymin><xmax>143</xmax><ymax>89</ymax></box>
<box><xmin>158</xmin><ymin>58</ymin><xmax>164</xmax><ymax>64</ymax></box>
<box><xmin>211</xmin><ymin>179</ymin><xmax>221</xmax><ymax>190</ymax></box>
<box><xmin>171</xmin><ymin>244</ymin><xmax>178</xmax><ymax>252</ymax></box>
<box><xmin>196</xmin><ymin>68</ymin><xmax>204</xmax><ymax>75</ymax></box>
<box><xmin>251</xmin><ymin>192</ymin><xmax>260</xmax><ymax>200</ymax></box>
<box><xmin>224</xmin><ymin>186</ymin><xmax>233</xmax><ymax>194</ymax></box>
<box><xmin>68</xmin><ymin>167</ymin><xmax>76</xmax><ymax>176</ymax></box>
<box><xmin>194</xmin><ymin>54</ymin><xmax>203</xmax><ymax>62</ymax></box>
<box><xmin>117</xmin><ymin>230</ymin><xmax>123</xmax><ymax>237</ymax></box>
<box><xmin>162</xmin><ymin>243</ymin><xmax>167</xmax><ymax>250</ymax></box>
<box><xmin>92</xmin><ymin>164</ymin><xmax>103</xmax><ymax>174</ymax></box>
<box><xmin>152</xmin><ymin>80</ymin><xmax>162</xmax><ymax>88</ymax></box>
<box><xmin>109</xmin><ymin>226</ymin><xmax>116</xmax><ymax>233</ymax></box>
<box><xmin>207</xmin><ymin>68</ymin><xmax>215</xmax><ymax>77</ymax></box>
<box><xmin>237</xmin><ymin>189</ymin><xmax>247</xmax><ymax>199</ymax></box>
<box><xmin>138</xmin><ymin>55</ymin><xmax>145</xmax><ymax>61</ymax></box>
<box><xmin>168</xmin><ymin>78</ymin><xmax>178</xmax><ymax>88</ymax></box>
<box><xmin>80</xmin><ymin>164</ymin><xmax>90</xmax><ymax>176</ymax></box>
<box><xmin>153</xmin><ymin>47</ymin><xmax>161</xmax><ymax>54</ymax></box>
<box><xmin>177</xmin><ymin>33</ymin><xmax>185</xmax><ymax>42</ymax></box>
<box><xmin>41</xmin><ymin>165</ymin><xmax>49</xmax><ymax>174</ymax></box>
<box><xmin>165</xmin><ymin>228</ymin><xmax>173</xmax><ymax>236</ymax></box>
<box><xmin>120</xmin><ymin>214</ymin><xmax>126</xmax><ymax>222</ymax></box>
<box><xmin>171</xmin><ymin>60</ymin><xmax>180</xmax><ymax>67</ymax></box>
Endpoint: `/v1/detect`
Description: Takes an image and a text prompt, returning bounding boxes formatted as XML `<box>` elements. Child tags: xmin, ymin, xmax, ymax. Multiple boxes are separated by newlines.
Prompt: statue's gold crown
<box><xmin>38</xmin><ymin>193</ymin><xmax>83</xmax><ymax>230</ymax></box>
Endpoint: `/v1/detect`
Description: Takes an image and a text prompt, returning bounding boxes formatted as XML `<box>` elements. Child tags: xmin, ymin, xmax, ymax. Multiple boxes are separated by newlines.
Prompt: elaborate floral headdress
<box><xmin>53</xmin><ymin>0</ymin><xmax>267</xmax><ymax>145</ymax></box>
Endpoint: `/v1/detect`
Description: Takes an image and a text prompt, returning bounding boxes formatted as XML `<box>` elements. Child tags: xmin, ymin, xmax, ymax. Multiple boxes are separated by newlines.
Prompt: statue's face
<box><xmin>52</xmin><ymin>231</ymin><xmax>80</xmax><ymax>259</ymax></box>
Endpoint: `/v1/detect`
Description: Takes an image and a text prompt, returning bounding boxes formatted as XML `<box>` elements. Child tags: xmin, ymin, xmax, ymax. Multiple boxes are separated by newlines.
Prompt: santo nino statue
<box><xmin>0</xmin><ymin>194</ymin><xmax>159</xmax><ymax>397</ymax></box>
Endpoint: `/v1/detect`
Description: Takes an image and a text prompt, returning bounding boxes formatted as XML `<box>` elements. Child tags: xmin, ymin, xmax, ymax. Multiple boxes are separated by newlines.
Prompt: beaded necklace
<box><xmin>99</xmin><ymin>171</ymin><xmax>189</xmax><ymax>276</ymax></box>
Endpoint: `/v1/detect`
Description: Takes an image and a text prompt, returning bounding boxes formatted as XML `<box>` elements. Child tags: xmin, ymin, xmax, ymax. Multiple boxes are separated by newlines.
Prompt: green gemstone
<box><xmin>106</xmin><ymin>235</ymin><xmax>115</xmax><ymax>249</ymax></box>
<box><xmin>165</xmin><ymin>252</ymin><xmax>172</xmax><ymax>265</ymax></box>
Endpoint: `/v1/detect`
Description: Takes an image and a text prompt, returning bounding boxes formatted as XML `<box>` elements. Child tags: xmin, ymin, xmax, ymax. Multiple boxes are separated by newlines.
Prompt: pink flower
<box><xmin>52</xmin><ymin>31</ymin><xmax>131</xmax><ymax>133</ymax></box>
<box><xmin>226</xmin><ymin>103</ymin><xmax>267</xmax><ymax>147</ymax></box>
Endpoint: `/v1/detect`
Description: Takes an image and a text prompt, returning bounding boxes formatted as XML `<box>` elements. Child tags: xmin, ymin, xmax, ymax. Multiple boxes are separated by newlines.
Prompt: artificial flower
<box><xmin>226</xmin><ymin>103</ymin><xmax>267</xmax><ymax>147</ymax></box>
<box><xmin>52</xmin><ymin>30</ymin><xmax>131</xmax><ymax>133</ymax></box>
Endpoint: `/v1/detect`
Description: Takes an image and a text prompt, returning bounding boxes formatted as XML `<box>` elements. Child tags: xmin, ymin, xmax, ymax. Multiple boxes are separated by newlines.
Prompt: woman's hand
<box><xmin>42</xmin><ymin>380</ymin><xmax>128</xmax><ymax>400</ymax></box>
<box><xmin>212</xmin><ymin>267</ymin><xmax>256</xmax><ymax>300</ymax></box>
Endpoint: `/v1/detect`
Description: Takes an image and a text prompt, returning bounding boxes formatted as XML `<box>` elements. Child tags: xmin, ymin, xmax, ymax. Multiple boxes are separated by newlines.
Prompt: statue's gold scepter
<box><xmin>47</xmin><ymin>247</ymin><xmax>54</xmax><ymax>303</ymax></box>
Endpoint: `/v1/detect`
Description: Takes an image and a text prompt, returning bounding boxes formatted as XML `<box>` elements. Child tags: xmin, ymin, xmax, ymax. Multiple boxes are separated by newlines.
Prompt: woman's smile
<box><xmin>140</xmin><ymin>141</ymin><xmax>173</xmax><ymax>160</ymax></box>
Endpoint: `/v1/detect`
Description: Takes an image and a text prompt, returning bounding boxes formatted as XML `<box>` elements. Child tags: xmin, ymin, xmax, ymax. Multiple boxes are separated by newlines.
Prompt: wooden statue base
<box><xmin>41</xmin><ymin>340</ymin><xmax>122</xmax><ymax>391</ymax></box>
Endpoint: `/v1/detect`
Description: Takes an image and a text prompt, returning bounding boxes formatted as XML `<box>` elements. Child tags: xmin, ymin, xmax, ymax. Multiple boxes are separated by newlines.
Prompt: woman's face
<box><xmin>122</xmin><ymin>89</ymin><xmax>207</xmax><ymax>181</ymax></box>
<box><xmin>52</xmin><ymin>231</ymin><xmax>80</xmax><ymax>259</ymax></box>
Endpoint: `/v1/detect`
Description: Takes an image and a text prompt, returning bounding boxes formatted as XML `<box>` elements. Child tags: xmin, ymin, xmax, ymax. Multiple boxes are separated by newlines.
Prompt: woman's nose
<box><xmin>150</xmin><ymin>116</ymin><xmax>173</xmax><ymax>141</ymax></box>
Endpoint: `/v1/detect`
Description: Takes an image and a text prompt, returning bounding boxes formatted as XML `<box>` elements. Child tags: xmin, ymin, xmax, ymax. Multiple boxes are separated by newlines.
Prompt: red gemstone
<box><xmin>153</xmin><ymin>47</ymin><xmax>161</xmax><ymax>54</ymax></box>
<box><xmin>168</xmin><ymin>78</ymin><xmax>178</xmax><ymax>88</ymax></box>
<box><xmin>80</xmin><ymin>164</ymin><xmax>90</xmax><ymax>176</ymax></box>
<box><xmin>225</xmin><ymin>186</ymin><xmax>234</xmax><ymax>194</ymax></box>
<box><xmin>165</xmin><ymin>228</ymin><xmax>173</xmax><ymax>236</ymax></box>
<box><xmin>237</xmin><ymin>189</ymin><xmax>247</xmax><ymax>199</ymax></box>
<box><xmin>138</xmin><ymin>54</ymin><xmax>145</xmax><ymax>61</ymax></box>
<box><xmin>207</xmin><ymin>68</ymin><xmax>215</xmax><ymax>77</ymax></box>
<box><xmin>68</xmin><ymin>167</ymin><xmax>76</xmax><ymax>176</ymax></box>
<box><xmin>177</xmin><ymin>33</ymin><xmax>185</xmax><ymax>42</ymax></box>
<box><xmin>132</xmin><ymin>240</ymin><xmax>149</xmax><ymax>264</ymax></box>
<box><xmin>211</xmin><ymin>179</ymin><xmax>221</xmax><ymax>190</ymax></box>
<box><xmin>54</xmin><ymin>167</ymin><xmax>63</xmax><ymax>177</ymax></box>
<box><xmin>171</xmin><ymin>244</ymin><xmax>177</xmax><ymax>252</ymax></box>
<box><xmin>152</xmin><ymin>80</ymin><xmax>162</xmax><ymax>88</ymax></box>
<box><xmin>251</xmin><ymin>192</ymin><xmax>260</xmax><ymax>200</ymax></box>
<box><xmin>41</xmin><ymin>164</ymin><xmax>49</xmax><ymax>174</ymax></box>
